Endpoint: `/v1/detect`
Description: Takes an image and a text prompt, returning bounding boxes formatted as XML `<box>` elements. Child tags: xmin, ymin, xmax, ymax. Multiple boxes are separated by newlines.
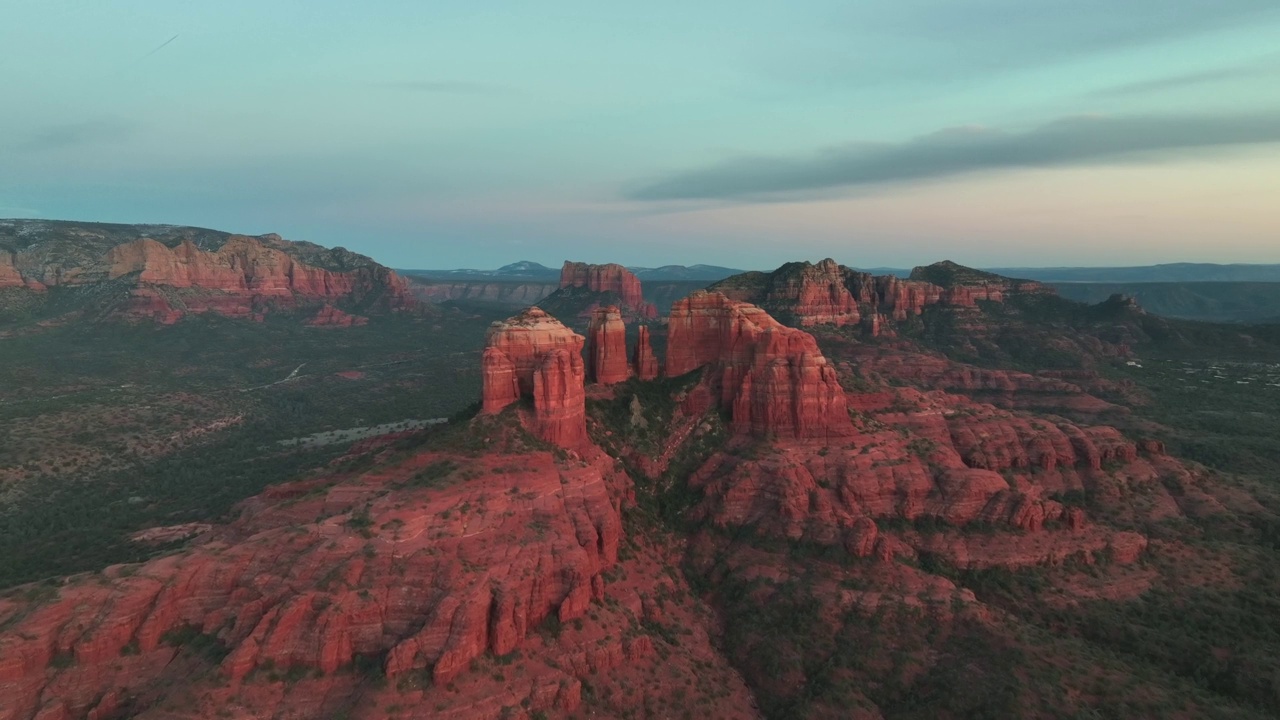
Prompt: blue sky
<box><xmin>2</xmin><ymin>0</ymin><xmax>1279</xmax><ymax>269</ymax></box>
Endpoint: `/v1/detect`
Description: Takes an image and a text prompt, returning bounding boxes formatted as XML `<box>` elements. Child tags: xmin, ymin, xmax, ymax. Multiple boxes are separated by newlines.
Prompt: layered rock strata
<box><xmin>481</xmin><ymin>307</ymin><xmax>588</xmax><ymax>447</ymax></box>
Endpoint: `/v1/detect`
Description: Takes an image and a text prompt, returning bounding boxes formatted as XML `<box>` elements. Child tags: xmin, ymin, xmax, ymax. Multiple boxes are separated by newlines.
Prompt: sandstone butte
<box><xmin>2</xmin><ymin>234</ymin><xmax>414</xmax><ymax>323</ymax></box>
<box><xmin>558</xmin><ymin>261</ymin><xmax>658</xmax><ymax>319</ymax></box>
<box><xmin>666</xmin><ymin>291</ymin><xmax>853</xmax><ymax>440</ymax></box>
<box><xmin>585</xmin><ymin>305</ymin><xmax>631</xmax><ymax>385</ymax></box>
<box><xmin>481</xmin><ymin>307</ymin><xmax>589</xmax><ymax>447</ymax></box>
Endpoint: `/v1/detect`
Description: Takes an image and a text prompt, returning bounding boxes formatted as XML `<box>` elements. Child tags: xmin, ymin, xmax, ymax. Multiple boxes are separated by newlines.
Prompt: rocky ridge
<box><xmin>0</xmin><ymin>220</ymin><xmax>414</xmax><ymax>324</ymax></box>
<box><xmin>711</xmin><ymin>258</ymin><xmax>1048</xmax><ymax>335</ymax></box>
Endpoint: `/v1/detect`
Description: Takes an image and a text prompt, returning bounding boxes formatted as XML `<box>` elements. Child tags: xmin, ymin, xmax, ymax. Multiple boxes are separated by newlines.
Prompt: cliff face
<box><xmin>541</xmin><ymin>261</ymin><xmax>658</xmax><ymax>323</ymax></box>
<box><xmin>666</xmin><ymin>291</ymin><xmax>852</xmax><ymax>440</ymax></box>
<box><xmin>481</xmin><ymin>307</ymin><xmax>588</xmax><ymax>447</ymax></box>
<box><xmin>0</xmin><ymin>220</ymin><xmax>414</xmax><ymax>324</ymax></box>
<box><xmin>559</xmin><ymin>262</ymin><xmax>644</xmax><ymax>309</ymax></box>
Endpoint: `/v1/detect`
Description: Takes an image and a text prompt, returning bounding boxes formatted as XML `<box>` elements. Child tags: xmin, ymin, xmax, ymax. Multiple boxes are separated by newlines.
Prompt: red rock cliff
<box><xmin>559</xmin><ymin>261</ymin><xmax>644</xmax><ymax>309</ymax></box>
<box><xmin>666</xmin><ymin>291</ymin><xmax>852</xmax><ymax>440</ymax></box>
<box><xmin>481</xmin><ymin>307</ymin><xmax>588</xmax><ymax>447</ymax></box>
<box><xmin>586</xmin><ymin>305</ymin><xmax>631</xmax><ymax>385</ymax></box>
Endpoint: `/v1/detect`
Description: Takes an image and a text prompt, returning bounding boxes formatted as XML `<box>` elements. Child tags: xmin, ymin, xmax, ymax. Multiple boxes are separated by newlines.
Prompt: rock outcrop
<box><xmin>481</xmin><ymin>307</ymin><xmax>588</xmax><ymax>447</ymax></box>
<box><xmin>586</xmin><ymin>305</ymin><xmax>631</xmax><ymax>385</ymax></box>
<box><xmin>632</xmin><ymin>325</ymin><xmax>660</xmax><ymax>381</ymax></box>
<box><xmin>666</xmin><ymin>291</ymin><xmax>852</xmax><ymax>440</ymax></box>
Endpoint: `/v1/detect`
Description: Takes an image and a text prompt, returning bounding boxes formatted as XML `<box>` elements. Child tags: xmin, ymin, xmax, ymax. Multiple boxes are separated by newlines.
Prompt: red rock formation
<box><xmin>711</xmin><ymin>259</ymin><xmax>1051</xmax><ymax>333</ymax></box>
<box><xmin>3</xmin><ymin>230</ymin><xmax>414</xmax><ymax>323</ymax></box>
<box><xmin>0</xmin><ymin>251</ymin><xmax>25</xmax><ymax>289</ymax></box>
<box><xmin>306</xmin><ymin>305</ymin><xmax>368</xmax><ymax>327</ymax></box>
<box><xmin>559</xmin><ymin>261</ymin><xmax>644</xmax><ymax>309</ymax></box>
<box><xmin>482</xmin><ymin>307</ymin><xmax>588</xmax><ymax>447</ymax></box>
<box><xmin>774</xmin><ymin>258</ymin><xmax>862</xmax><ymax>326</ymax></box>
<box><xmin>632</xmin><ymin>325</ymin><xmax>660</xmax><ymax>381</ymax></box>
<box><xmin>666</xmin><ymin>291</ymin><xmax>852</xmax><ymax>440</ymax></box>
<box><xmin>586</xmin><ymin>305</ymin><xmax>630</xmax><ymax>385</ymax></box>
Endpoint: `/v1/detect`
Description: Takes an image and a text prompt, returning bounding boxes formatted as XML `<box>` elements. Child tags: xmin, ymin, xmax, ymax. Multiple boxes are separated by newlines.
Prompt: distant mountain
<box><xmin>404</xmin><ymin>262</ymin><xmax>744</xmax><ymax>283</ymax></box>
<box><xmin>629</xmin><ymin>264</ymin><xmax>743</xmax><ymax>281</ymax></box>
<box><xmin>989</xmin><ymin>263</ymin><xmax>1280</xmax><ymax>283</ymax></box>
<box><xmin>400</xmin><ymin>261</ymin><xmax>561</xmax><ymax>281</ymax></box>
<box><xmin>1051</xmin><ymin>281</ymin><xmax>1280</xmax><ymax>324</ymax></box>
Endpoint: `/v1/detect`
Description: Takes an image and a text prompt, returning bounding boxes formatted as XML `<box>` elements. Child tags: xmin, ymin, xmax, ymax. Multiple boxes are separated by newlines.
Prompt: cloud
<box><xmin>17</xmin><ymin>120</ymin><xmax>137</xmax><ymax>152</ymax></box>
<box><xmin>1090</xmin><ymin>54</ymin><xmax>1280</xmax><ymax>97</ymax></box>
<box><xmin>873</xmin><ymin>0</ymin><xmax>1280</xmax><ymax>70</ymax></box>
<box><xmin>626</xmin><ymin>112</ymin><xmax>1280</xmax><ymax>201</ymax></box>
<box><xmin>377</xmin><ymin>80</ymin><xmax>511</xmax><ymax>95</ymax></box>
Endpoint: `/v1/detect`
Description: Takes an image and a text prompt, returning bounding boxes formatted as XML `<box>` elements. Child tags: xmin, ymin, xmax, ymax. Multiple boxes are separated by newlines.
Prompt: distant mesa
<box><xmin>0</xmin><ymin>219</ymin><xmax>415</xmax><ymax>325</ymax></box>
<box><xmin>557</xmin><ymin>261</ymin><xmax>658</xmax><ymax>320</ymax></box>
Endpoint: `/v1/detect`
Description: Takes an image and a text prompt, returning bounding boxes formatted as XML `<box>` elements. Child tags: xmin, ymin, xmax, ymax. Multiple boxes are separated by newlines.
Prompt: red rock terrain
<box><xmin>631</xmin><ymin>326</ymin><xmax>660</xmax><ymax>381</ymax></box>
<box><xmin>0</xmin><ymin>425</ymin><xmax>759</xmax><ymax>720</ymax></box>
<box><xmin>666</xmin><ymin>291</ymin><xmax>852</xmax><ymax>440</ymax></box>
<box><xmin>481</xmin><ymin>308</ymin><xmax>588</xmax><ymax>448</ymax></box>
<box><xmin>4</xmin><ymin>252</ymin><xmax>1272</xmax><ymax>719</ymax></box>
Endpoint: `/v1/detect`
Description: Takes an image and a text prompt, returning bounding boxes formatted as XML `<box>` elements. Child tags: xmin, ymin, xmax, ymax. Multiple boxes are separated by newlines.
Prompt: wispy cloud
<box><xmin>17</xmin><ymin>120</ymin><xmax>137</xmax><ymax>152</ymax></box>
<box><xmin>377</xmin><ymin>80</ymin><xmax>512</xmax><ymax>95</ymax></box>
<box><xmin>627</xmin><ymin>112</ymin><xmax>1280</xmax><ymax>201</ymax></box>
<box><xmin>1090</xmin><ymin>54</ymin><xmax>1280</xmax><ymax>97</ymax></box>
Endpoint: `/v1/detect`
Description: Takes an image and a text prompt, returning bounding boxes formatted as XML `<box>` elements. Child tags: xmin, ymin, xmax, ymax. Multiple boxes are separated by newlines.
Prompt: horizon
<box><xmin>3</xmin><ymin>2</ymin><xmax>1279</xmax><ymax>268</ymax></box>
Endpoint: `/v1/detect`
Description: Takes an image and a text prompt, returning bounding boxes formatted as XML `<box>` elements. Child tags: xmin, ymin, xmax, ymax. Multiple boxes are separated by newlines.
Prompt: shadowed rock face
<box><xmin>666</xmin><ymin>291</ymin><xmax>853</xmax><ymax>440</ymax></box>
<box><xmin>632</xmin><ymin>325</ymin><xmax>660</xmax><ymax>380</ymax></box>
<box><xmin>481</xmin><ymin>307</ymin><xmax>587</xmax><ymax>447</ymax></box>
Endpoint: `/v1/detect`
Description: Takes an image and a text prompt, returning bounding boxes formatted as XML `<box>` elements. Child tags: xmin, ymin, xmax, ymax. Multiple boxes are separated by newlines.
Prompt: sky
<box><xmin>2</xmin><ymin>0</ymin><xmax>1279</xmax><ymax>270</ymax></box>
